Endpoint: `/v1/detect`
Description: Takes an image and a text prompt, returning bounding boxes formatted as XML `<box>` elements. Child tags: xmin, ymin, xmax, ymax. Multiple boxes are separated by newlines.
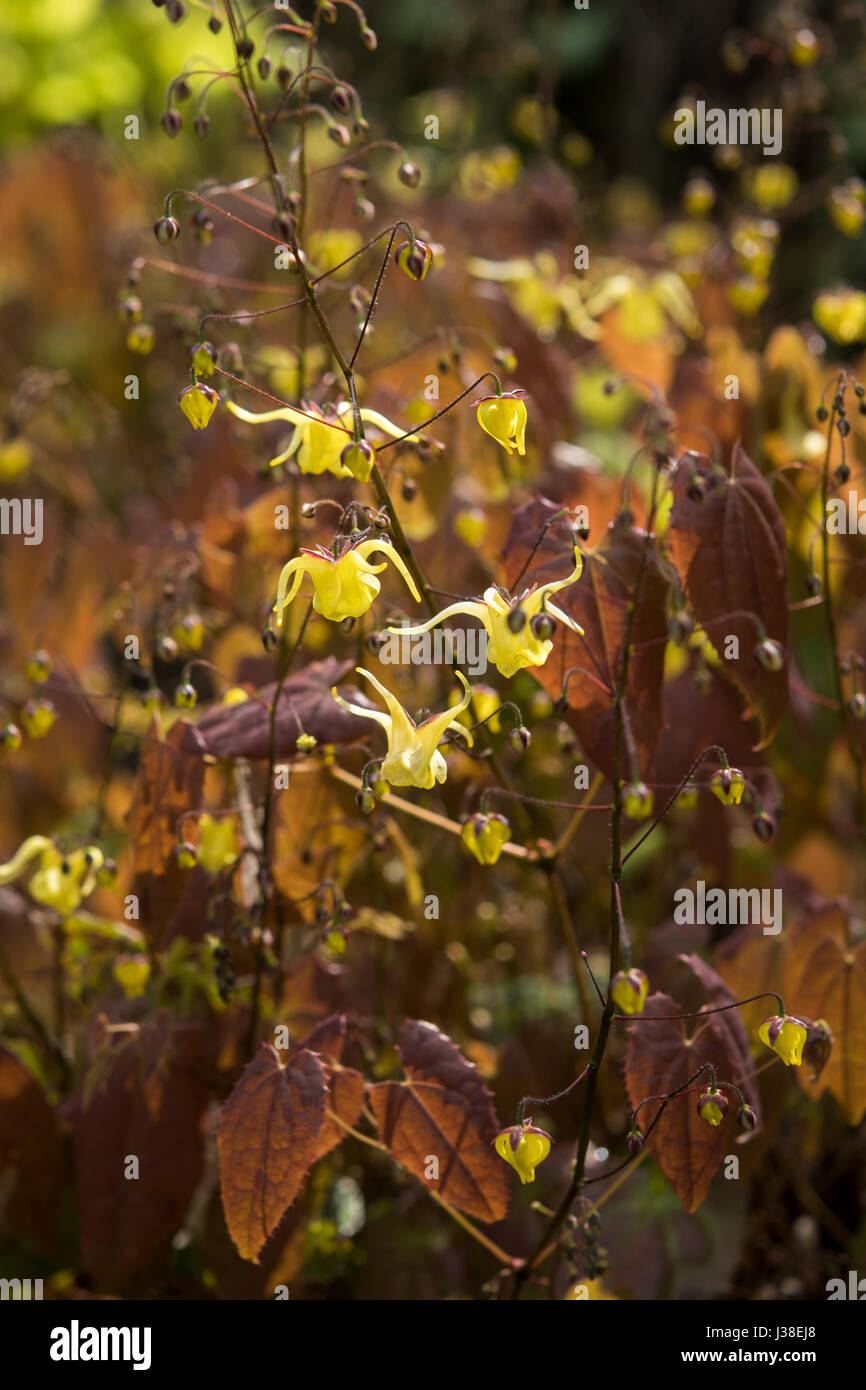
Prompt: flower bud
<box><xmin>257</xmin><ymin>56</ymin><xmax>272</xmax><ymax>80</ymax></box>
<box><xmin>119</xmin><ymin>296</ymin><xmax>142</xmax><ymax>323</ymax></box>
<box><xmin>1</xmin><ymin>723</ymin><xmax>22</xmax><ymax>751</ymax></box>
<box><xmin>26</xmin><ymin>649</ymin><xmax>52</xmax><ymax>683</ymax></box>
<box><xmin>623</xmin><ymin>781</ymin><xmax>654</xmax><ymax>820</ymax></box>
<box><xmin>190</xmin><ymin>341</ymin><xmax>216</xmax><ymax>376</ymax></box>
<box><xmin>802</xmin><ymin>1018</ymin><xmax>833</xmax><ymax>1081</ymax></box>
<box><xmin>154</xmin><ymin>215</ymin><xmax>180</xmax><ymax>245</ymax></box>
<box><xmin>208</xmin><ymin>14</ymin><xmax>222</xmax><ymax>33</ymax></box>
<box><xmin>755</xmin><ymin>638</ymin><xmax>785</xmax><ymax>671</ymax></box>
<box><xmin>697</xmin><ymin>1088</ymin><xmax>728</xmax><ymax>1127</ymax></box>
<box><xmin>710</xmin><ymin>766</ymin><xmax>746</xmax><ymax>806</ymax></box>
<box><xmin>507</xmin><ymin>604</ymin><xmax>526</xmax><ymax>634</ymax></box>
<box><xmin>610</xmin><ymin>968</ymin><xmax>649</xmax><ymax>1015</ymax></box>
<box><xmin>236</xmin><ymin>37</ymin><xmax>254</xmax><ymax>59</ymax></box>
<box><xmin>360</xmin><ymin>25</ymin><xmax>377</xmax><ymax>50</ymax></box>
<box><xmin>509</xmin><ymin>725</ymin><xmax>531</xmax><ymax>752</ymax></box>
<box><xmin>356</xmin><ymin>787</ymin><xmax>376</xmax><ymax>815</ymax></box>
<box><xmin>194</xmin><ymin>114</ymin><xmax>210</xmax><ymax>139</ymax></box>
<box><xmin>461</xmin><ymin>812</ymin><xmax>511</xmax><ymax>866</ymax></box>
<box><xmin>326</xmin><ymin>928</ymin><xmax>346</xmax><ymax>954</ymax></box>
<box><xmin>178</xmin><ymin>383</ymin><xmax>219</xmax><ymax>430</ymax></box>
<box><xmin>752</xmin><ymin>810</ymin><xmax>775</xmax><ymax>842</ymax></box>
<box><xmin>176</xmin><ymin>841</ymin><xmax>197</xmax><ymax>869</ymax></box>
<box><xmin>757</xmin><ymin>1013</ymin><xmax>807</xmax><ymax>1066</ymax></box>
<box><xmin>161</xmin><ymin>108</ymin><xmax>182</xmax><ymax>137</ymax></box>
<box><xmin>530</xmin><ymin>612</ymin><xmax>555</xmax><ymax>642</ymax></box>
<box><xmin>96</xmin><ymin>858</ymin><xmax>117</xmax><ymax>887</ymax></box>
<box><xmin>330</xmin><ymin>85</ymin><xmax>352</xmax><ymax>114</ymax></box>
<box><xmin>174</xmin><ymin>682</ymin><xmax>197</xmax><ymax>709</ymax></box>
<box><xmin>340</xmin><ymin>439</ymin><xmax>376</xmax><ymax>482</ymax></box>
<box><xmin>494</xmin><ymin>1120</ymin><xmax>552</xmax><ymax>1185</ymax></box>
<box><xmin>476</xmin><ymin>390</ymin><xmax>528</xmax><ymax>455</ymax></box>
<box><xmin>21</xmin><ymin>698</ymin><xmax>55</xmax><ymax>739</ymax></box>
<box><xmin>846</xmin><ymin>693</ymin><xmax>866</xmax><ymax>721</ymax></box>
<box><xmin>626</xmin><ymin>1127</ymin><xmax>645</xmax><ymax>1155</ymax></box>
<box><xmin>127</xmin><ymin>323</ymin><xmax>155</xmax><ymax>355</ymax></box>
<box><xmin>398</xmin><ymin>161</ymin><xmax>422</xmax><ymax>189</ymax></box>
<box><xmin>737</xmin><ymin>1104</ymin><xmax>757</xmax><ymax>1131</ymax></box>
<box><xmin>395</xmin><ymin>239</ymin><xmax>433</xmax><ymax>282</ymax></box>
<box><xmin>113</xmin><ymin>955</ymin><xmax>151</xmax><ymax>1000</ymax></box>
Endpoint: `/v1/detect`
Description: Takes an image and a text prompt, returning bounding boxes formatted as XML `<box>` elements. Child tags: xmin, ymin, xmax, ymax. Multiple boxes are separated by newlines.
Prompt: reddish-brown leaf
<box><xmin>295</xmin><ymin>1015</ymin><xmax>365</xmax><ymax>1160</ymax></box>
<box><xmin>196</xmin><ymin>657</ymin><xmax>377</xmax><ymax>760</ymax></box>
<box><xmin>369</xmin><ymin>1020</ymin><xmax>509</xmax><ymax>1224</ymax></box>
<box><xmin>500</xmin><ymin>499</ymin><xmax>670</xmax><ymax>777</ymax></box>
<box><xmin>625</xmin><ymin>958</ymin><xmax>759</xmax><ymax>1213</ymax></box>
<box><xmin>126</xmin><ymin>718</ymin><xmax>205</xmax><ymax>876</ymax></box>
<box><xmin>782</xmin><ymin>911</ymin><xmax>866</xmax><ymax>1124</ymax></box>
<box><xmin>0</xmin><ymin>1045</ymin><xmax>64</xmax><ymax>1254</ymax></box>
<box><xmin>669</xmin><ymin>443</ymin><xmax>788</xmax><ymax>748</ymax></box>
<box><xmin>217</xmin><ymin>1044</ymin><xmax>326</xmax><ymax>1262</ymax></box>
<box><xmin>70</xmin><ymin>1015</ymin><xmax>209</xmax><ymax>1289</ymax></box>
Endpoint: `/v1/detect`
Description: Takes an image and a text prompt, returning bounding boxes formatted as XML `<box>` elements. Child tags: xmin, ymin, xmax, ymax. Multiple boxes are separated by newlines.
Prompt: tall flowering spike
<box><xmin>710</xmin><ymin>766</ymin><xmax>746</xmax><ymax>806</ymax></box>
<box><xmin>757</xmin><ymin>1014</ymin><xmax>807</xmax><ymax>1067</ymax></box>
<box><xmin>274</xmin><ymin>537</ymin><xmax>420</xmax><ymax>626</ymax></box>
<box><xmin>331</xmin><ymin>669</ymin><xmax>472</xmax><ymax>790</ymax></box>
<box><xmin>610</xmin><ymin>968</ymin><xmax>649</xmax><ymax>1015</ymax></box>
<box><xmin>494</xmin><ymin>1120</ymin><xmax>552</xmax><ymax>1185</ymax></box>
<box><xmin>387</xmin><ymin>548</ymin><xmax>583</xmax><ymax>679</ymax></box>
<box><xmin>226</xmin><ymin>400</ymin><xmax>420</xmax><ymax>478</ymax></box>
<box><xmin>461</xmin><ymin>812</ymin><xmax>511</xmax><ymax>865</ymax></box>
<box><xmin>697</xmin><ymin>1088</ymin><xmax>729</xmax><ymax>1127</ymax></box>
<box><xmin>179</xmin><ymin>383</ymin><xmax>219</xmax><ymax>430</ymax></box>
<box><xmin>476</xmin><ymin>389</ymin><xmax>528</xmax><ymax>455</ymax></box>
<box><xmin>0</xmin><ymin>836</ymin><xmax>104</xmax><ymax>916</ymax></box>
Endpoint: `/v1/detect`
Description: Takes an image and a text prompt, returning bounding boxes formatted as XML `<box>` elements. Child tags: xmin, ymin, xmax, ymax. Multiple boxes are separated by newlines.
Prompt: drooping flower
<box><xmin>757</xmin><ymin>1014</ymin><xmax>807</xmax><ymax>1067</ymax></box>
<box><xmin>226</xmin><ymin>399</ymin><xmax>420</xmax><ymax>478</ymax></box>
<box><xmin>461</xmin><ymin>812</ymin><xmax>511</xmax><ymax>865</ymax></box>
<box><xmin>623</xmin><ymin>781</ymin><xmax>653</xmax><ymax>819</ymax></box>
<box><xmin>697</xmin><ymin>1088</ymin><xmax>729</xmax><ymax>1127</ymax></box>
<box><xmin>475</xmin><ymin>389</ymin><xmax>528</xmax><ymax>455</ymax></box>
<box><xmin>196</xmin><ymin>815</ymin><xmax>239</xmax><ymax>876</ymax></box>
<box><xmin>610</xmin><ymin>968</ymin><xmax>650</xmax><ymax>1015</ymax></box>
<box><xmin>331</xmin><ymin>668</ymin><xmax>472</xmax><ymax>790</ymax></box>
<box><xmin>0</xmin><ymin>836</ymin><xmax>105</xmax><ymax>915</ymax></box>
<box><xmin>386</xmin><ymin>549</ymin><xmax>583</xmax><ymax>680</ymax></box>
<box><xmin>494</xmin><ymin>1120</ymin><xmax>552</xmax><ymax>1184</ymax></box>
<box><xmin>710</xmin><ymin>766</ymin><xmax>746</xmax><ymax>806</ymax></box>
<box><xmin>275</xmin><ymin>537</ymin><xmax>420</xmax><ymax>626</ymax></box>
<box><xmin>179</xmin><ymin>383</ymin><xmax>219</xmax><ymax>429</ymax></box>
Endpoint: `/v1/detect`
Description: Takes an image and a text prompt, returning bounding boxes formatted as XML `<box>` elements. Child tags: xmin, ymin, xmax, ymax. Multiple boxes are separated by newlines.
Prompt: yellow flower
<box><xmin>696</xmin><ymin>1088</ymin><xmax>729</xmax><ymax>1127</ymax></box>
<box><xmin>610</xmin><ymin>968</ymin><xmax>649</xmax><ymax>1015</ymax></box>
<box><xmin>387</xmin><ymin>549</ymin><xmax>583</xmax><ymax>679</ymax></box>
<box><xmin>197</xmin><ymin>815</ymin><xmax>239</xmax><ymax>876</ymax></box>
<box><xmin>710</xmin><ymin>767</ymin><xmax>746</xmax><ymax>805</ymax></box>
<box><xmin>494</xmin><ymin>1121</ymin><xmax>552</xmax><ymax>1184</ymax></box>
<box><xmin>813</xmin><ymin>287</ymin><xmax>866</xmax><ymax>345</ymax></box>
<box><xmin>476</xmin><ymin>390</ymin><xmax>527</xmax><ymax>454</ymax></box>
<box><xmin>179</xmin><ymin>383</ymin><xmax>219</xmax><ymax>430</ymax></box>
<box><xmin>461</xmin><ymin>812</ymin><xmax>511</xmax><ymax>865</ymax></box>
<box><xmin>331</xmin><ymin>668</ymin><xmax>473</xmax><ymax>789</ymax></box>
<box><xmin>623</xmin><ymin>781</ymin><xmax>653</xmax><ymax>819</ymax></box>
<box><xmin>757</xmin><ymin>1014</ymin><xmax>807</xmax><ymax>1067</ymax></box>
<box><xmin>0</xmin><ymin>836</ymin><xmax>104</xmax><ymax>915</ymax></box>
<box><xmin>226</xmin><ymin>399</ymin><xmax>419</xmax><ymax>478</ymax></box>
<box><xmin>113</xmin><ymin>955</ymin><xmax>151</xmax><ymax>1000</ymax></box>
<box><xmin>275</xmin><ymin>537</ymin><xmax>420</xmax><ymax>626</ymax></box>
